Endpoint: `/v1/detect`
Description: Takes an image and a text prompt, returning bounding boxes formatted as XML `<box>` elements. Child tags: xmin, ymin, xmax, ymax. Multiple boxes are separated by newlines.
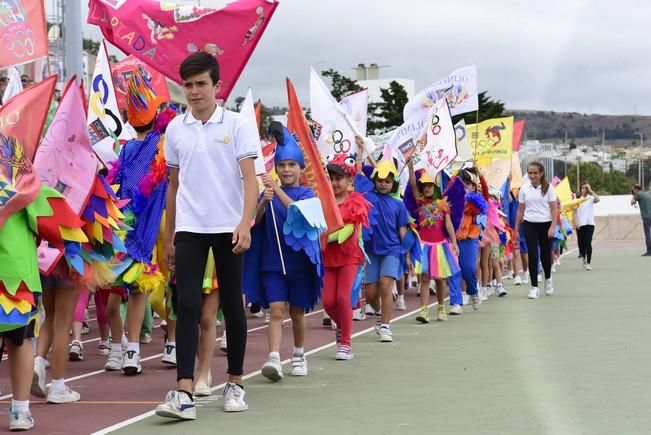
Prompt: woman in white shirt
<box><xmin>574</xmin><ymin>182</ymin><xmax>600</xmax><ymax>270</ymax></box>
<box><xmin>514</xmin><ymin>162</ymin><xmax>558</xmax><ymax>299</ymax></box>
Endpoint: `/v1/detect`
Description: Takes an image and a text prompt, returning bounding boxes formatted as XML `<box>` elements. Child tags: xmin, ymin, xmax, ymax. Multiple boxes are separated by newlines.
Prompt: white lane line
<box><xmin>0</xmin><ymin>308</ymin><xmax>326</xmax><ymax>400</ymax></box>
<box><xmin>90</xmin><ymin>301</ymin><xmax>445</xmax><ymax>435</ymax></box>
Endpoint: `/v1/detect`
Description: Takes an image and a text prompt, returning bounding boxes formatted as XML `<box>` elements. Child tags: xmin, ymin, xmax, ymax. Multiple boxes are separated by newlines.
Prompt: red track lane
<box><xmin>0</xmin><ymin>294</ymin><xmax>424</xmax><ymax>435</ymax></box>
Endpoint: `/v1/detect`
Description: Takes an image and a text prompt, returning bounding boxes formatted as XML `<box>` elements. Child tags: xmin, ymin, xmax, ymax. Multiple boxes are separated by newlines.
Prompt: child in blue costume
<box><xmin>363</xmin><ymin>159</ymin><xmax>410</xmax><ymax>343</ymax></box>
<box><xmin>245</xmin><ymin>122</ymin><xmax>321</xmax><ymax>382</ymax></box>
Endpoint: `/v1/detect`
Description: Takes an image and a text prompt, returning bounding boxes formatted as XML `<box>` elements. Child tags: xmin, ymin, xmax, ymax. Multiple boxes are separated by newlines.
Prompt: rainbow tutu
<box><xmin>417</xmin><ymin>240</ymin><xmax>460</xmax><ymax>279</ymax></box>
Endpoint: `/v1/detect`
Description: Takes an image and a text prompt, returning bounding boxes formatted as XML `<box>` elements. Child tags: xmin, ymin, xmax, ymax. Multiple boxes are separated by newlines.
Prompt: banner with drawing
<box><xmin>413</xmin><ymin>97</ymin><xmax>456</xmax><ymax>178</ymax></box>
<box><xmin>467</xmin><ymin>116</ymin><xmax>514</xmax><ymax>165</ymax></box>
<box><xmin>0</xmin><ymin>0</ymin><xmax>48</xmax><ymax>68</ymax></box>
<box><xmin>88</xmin><ymin>0</ymin><xmax>279</xmax><ymax>101</ymax></box>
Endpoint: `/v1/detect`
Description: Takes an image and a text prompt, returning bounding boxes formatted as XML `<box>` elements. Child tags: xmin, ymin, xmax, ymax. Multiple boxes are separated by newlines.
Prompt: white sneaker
<box><xmin>31</xmin><ymin>357</ymin><xmax>46</xmax><ymax>398</ymax></box>
<box><xmin>551</xmin><ymin>264</ymin><xmax>557</xmax><ymax>273</ymax></box>
<box><xmin>537</xmin><ymin>273</ymin><xmax>542</xmax><ymax>283</ymax></box>
<box><xmin>8</xmin><ymin>408</ymin><xmax>34</xmax><ymax>431</ymax></box>
<box><xmin>513</xmin><ymin>275</ymin><xmax>523</xmax><ymax>286</ymax></box>
<box><xmin>155</xmin><ymin>390</ymin><xmax>196</xmax><ymax>420</ymax></box>
<box><xmin>161</xmin><ymin>343</ymin><xmax>177</xmax><ymax>365</ymax></box>
<box><xmin>374</xmin><ymin>318</ymin><xmax>382</xmax><ymax>334</ymax></box>
<box><xmin>544</xmin><ymin>279</ymin><xmax>554</xmax><ymax>296</ymax></box>
<box><xmin>223</xmin><ymin>382</ymin><xmax>248</xmax><ymax>412</ymax></box>
<box><xmin>485</xmin><ymin>285</ymin><xmax>495</xmax><ymax>297</ymax></box>
<box><xmin>396</xmin><ymin>296</ymin><xmax>407</xmax><ymax>311</ymax></box>
<box><xmin>528</xmin><ymin>287</ymin><xmax>539</xmax><ymax>299</ymax></box>
<box><xmin>261</xmin><ymin>358</ymin><xmax>283</xmax><ymax>381</ymax></box>
<box><xmin>47</xmin><ymin>385</ymin><xmax>81</xmax><ymax>404</ymax></box>
<box><xmin>462</xmin><ymin>294</ymin><xmax>470</xmax><ymax>306</ymax></box>
<box><xmin>264</xmin><ymin>311</ymin><xmax>270</xmax><ymax>324</ymax></box>
<box><xmin>122</xmin><ymin>350</ymin><xmax>142</xmax><ymax>376</ymax></box>
<box><xmin>365</xmin><ymin>304</ymin><xmax>376</xmax><ymax>315</ymax></box>
<box><xmin>471</xmin><ymin>295</ymin><xmax>481</xmax><ymax>310</ymax></box>
<box><xmin>193</xmin><ymin>372</ymin><xmax>212</xmax><ymax>397</ymax></box>
<box><xmin>391</xmin><ymin>282</ymin><xmax>398</xmax><ymax>299</ymax></box>
<box><xmin>219</xmin><ymin>332</ymin><xmax>228</xmax><ymax>353</ymax></box>
<box><xmin>105</xmin><ymin>349</ymin><xmax>123</xmax><ymax>371</ymax></box>
<box><xmin>68</xmin><ymin>340</ymin><xmax>83</xmax><ymax>361</ymax></box>
<box><xmin>522</xmin><ymin>271</ymin><xmax>530</xmax><ymax>284</ymax></box>
<box><xmin>448</xmin><ymin>304</ymin><xmax>463</xmax><ymax>315</ymax></box>
<box><xmin>378</xmin><ymin>326</ymin><xmax>393</xmax><ymax>342</ymax></box>
<box><xmin>290</xmin><ymin>354</ymin><xmax>308</xmax><ymax>376</ymax></box>
<box><xmin>497</xmin><ymin>284</ymin><xmax>508</xmax><ymax>297</ymax></box>
<box><xmin>335</xmin><ymin>345</ymin><xmax>354</xmax><ymax>360</ymax></box>
<box><xmin>479</xmin><ymin>288</ymin><xmax>488</xmax><ymax>301</ymax></box>
<box><xmin>352</xmin><ymin>307</ymin><xmax>366</xmax><ymax>321</ymax></box>
<box><xmin>139</xmin><ymin>333</ymin><xmax>152</xmax><ymax>344</ymax></box>
<box><xmin>585</xmin><ymin>264</ymin><xmax>592</xmax><ymax>271</ymax></box>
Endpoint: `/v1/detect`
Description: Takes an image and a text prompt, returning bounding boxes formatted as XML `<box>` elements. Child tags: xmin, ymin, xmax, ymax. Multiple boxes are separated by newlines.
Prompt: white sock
<box><xmin>100</xmin><ymin>339</ymin><xmax>110</xmax><ymax>348</ymax></box>
<box><xmin>121</xmin><ymin>334</ymin><xmax>128</xmax><ymax>348</ymax></box>
<box><xmin>380</xmin><ymin>323</ymin><xmax>390</xmax><ymax>330</ymax></box>
<box><xmin>166</xmin><ymin>341</ymin><xmax>176</xmax><ymax>347</ymax></box>
<box><xmin>11</xmin><ymin>399</ymin><xmax>29</xmax><ymax>413</ymax></box>
<box><xmin>111</xmin><ymin>343</ymin><xmax>122</xmax><ymax>353</ymax></box>
<box><xmin>34</xmin><ymin>355</ymin><xmax>46</xmax><ymax>366</ymax></box>
<box><xmin>50</xmin><ymin>378</ymin><xmax>65</xmax><ymax>391</ymax></box>
<box><xmin>126</xmin><ymin>342</ymin><xmax>140</xmax><ymax>353</ymax></box>
<box><xmin>397</xmin><ymin>294</ymin><xmax>405</xmax><ymax>302</ymax></box>
<box><xmin>293</xmin><ymin>347</ymin><xmax>304</xmax><ymax>356</ymax></box>
<box><xmin>269</xmin><ymin>351</ymin><xmax>280</xmax><ymax>361</ymax></box>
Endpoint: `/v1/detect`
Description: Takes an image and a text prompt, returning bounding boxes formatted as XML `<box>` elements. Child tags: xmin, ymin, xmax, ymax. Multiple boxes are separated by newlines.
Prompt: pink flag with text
<box><xmin>87</xmin><ymin>0</ymin><xmax>279</xmax><ymax>101</ymax></box>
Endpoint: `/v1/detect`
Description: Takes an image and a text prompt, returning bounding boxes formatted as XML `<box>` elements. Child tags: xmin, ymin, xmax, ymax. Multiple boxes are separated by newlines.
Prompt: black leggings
<box><xmin>174</xmin><ymin>232</ymin><xmax>247</xmax><ymax>380</ymax></box>
<box><xmin>523</xmin><ymin>221</ymin><xmax>553</xmax><ymax>287</ymax></box>
<box><xmin>578</xmin><ymin>225</ymin><xmax>595</xmax><ymax>263</ymax></box>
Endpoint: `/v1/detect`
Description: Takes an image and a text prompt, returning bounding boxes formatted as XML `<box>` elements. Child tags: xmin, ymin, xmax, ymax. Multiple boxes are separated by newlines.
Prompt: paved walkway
<box><xmin>107</xmin><ymin>241</ymin><xmax>651</xmax><ymax>435</ymax></box>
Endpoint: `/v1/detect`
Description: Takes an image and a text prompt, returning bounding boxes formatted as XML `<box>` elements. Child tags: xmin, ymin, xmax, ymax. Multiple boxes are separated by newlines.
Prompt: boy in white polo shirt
<box><xmin>156</xmin><ymin>52</ymin><xmax>259</xmax><ymax>420</ymax></box>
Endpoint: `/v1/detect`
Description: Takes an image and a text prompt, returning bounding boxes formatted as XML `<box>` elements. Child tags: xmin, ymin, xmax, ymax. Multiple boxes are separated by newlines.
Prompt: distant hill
<box><xmin>505</xmin><ymin>109</ymin><xmax>651</xmax><ymax>146</ymax></box>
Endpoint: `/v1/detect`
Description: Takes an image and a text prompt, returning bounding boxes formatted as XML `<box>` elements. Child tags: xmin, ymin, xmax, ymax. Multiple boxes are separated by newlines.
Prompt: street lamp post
<box><xmin>637</xmin><ymin>132</ymin><xmax>644</xmax><ymax>188</ymax></box>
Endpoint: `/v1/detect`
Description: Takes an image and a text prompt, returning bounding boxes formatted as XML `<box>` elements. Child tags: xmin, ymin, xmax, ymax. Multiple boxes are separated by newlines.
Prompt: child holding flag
<box><xmin>245</xmin><ymin>121</ymin><xmax>321</xmax><ymax>381</ymax></box>
<box><xmin>362</xmin><ymin>158</ymin><xmax>410</xmax><ymax>342</ymax></box>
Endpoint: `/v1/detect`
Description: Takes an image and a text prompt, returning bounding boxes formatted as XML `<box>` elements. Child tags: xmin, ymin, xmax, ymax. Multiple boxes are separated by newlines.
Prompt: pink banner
<box><xmin>0</xmin><ymin>0</ymin><xmax>49</xmax><ymax>69</ymax></box>
<box><xmin>88</xmin><ymin>0</ymin><xmax>279</xmax><ymax>101</ymax></box>
<box><xmin>34</xmin><ymin>78</ymin><xmax>98</xmax><ymax>217</ymax></box>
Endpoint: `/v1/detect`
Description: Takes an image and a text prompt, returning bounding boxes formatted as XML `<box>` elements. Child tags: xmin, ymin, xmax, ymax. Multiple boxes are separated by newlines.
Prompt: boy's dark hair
<box><xmin>133</xmin><ymin>119</ymin><xmax>155</xmax><ymax>134</ymax></box>
<box><xmin>180</xmin><ymin>52</ymin><xmax>220</xmax><ymax>85</ymax></box>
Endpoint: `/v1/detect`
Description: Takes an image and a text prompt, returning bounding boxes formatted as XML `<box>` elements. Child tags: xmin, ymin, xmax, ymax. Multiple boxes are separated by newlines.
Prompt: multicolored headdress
<box><xmin>326</xmin><ymin>153</ymin><xmax>357</xmax><ymax>177</ymax></box>
<box><xmin>126</xmin><ymin>68</ymin><xmax>165</xmax><ymax>127</ymax></box>
<box><xmin>269</xmin><ymin>121</ymin><xmax>305</xmax><ymax>168</ymax></box>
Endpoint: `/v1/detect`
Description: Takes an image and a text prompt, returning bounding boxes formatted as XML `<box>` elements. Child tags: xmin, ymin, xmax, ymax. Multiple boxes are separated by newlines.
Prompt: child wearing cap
<box><xmin>363</xmin><ymin>158</ymin><xmax>410</xmax><ymax>342</ymax></box>
<box><xmin>407</xmin><ymin>161</ymin><xmax>459</xmax><ymax>323</ymax></box>
<box><xmin>246</xmin><ymin>121</ymin><xmax>321</xmax><ymax>381</ymax></box>
<box><xmin>323</xmin><ymin>140</ymin><xmax>371</xmax><ymax>360</ymax></box>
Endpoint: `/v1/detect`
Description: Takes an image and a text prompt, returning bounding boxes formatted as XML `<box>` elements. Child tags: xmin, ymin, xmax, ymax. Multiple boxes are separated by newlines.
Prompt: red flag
<box><xmin>0</xmin><ymin>75</ymin><xmax>57</xmax><ymax>228</ymax></box>
<box><xmin>512</xmin><ymin>119</ymin><xmax>526</xmax><ymax>151</ymax></box>
<box><xmin>0</xmin><ymin>76</ymin><xmax>57</xmax><ymax>162</ymax></box>
<box><xmin>112</xmin><ymin>56</ymin><xmax>170</xmax><ymax>111</ymax></box>
<box><xmin>255</xmin><ymin>99</ymin><xmax>262</xmax><ymax>131</ymax></box>
<box><xmin>88</xmin><ymin>0</ymin><xmax>278</xmax><ymax>101</ymax></box>
<box><xmin>286</xmin><ymin>78</ymin><xmax>343</xmax><ymax>232</ymax></box>
<box><xmin>0</xmin><ymin>0</ymin><xmax>48</xmax><ymax>68</ymax></box>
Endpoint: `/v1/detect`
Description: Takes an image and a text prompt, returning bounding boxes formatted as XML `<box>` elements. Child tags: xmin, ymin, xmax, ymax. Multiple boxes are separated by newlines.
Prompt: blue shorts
<box><xmin>364</xmin><ymin>253</ymin><xmax>401</xmax><ymax>284</ymax></box>
<box><xmin>261</xmin><ymin>271</ymin><xmax>315</xmax><ymax>310</ymax></box>
<box><xmin>518</xmin><ymin>228</ymin><xmax>528</xmax><ymax>253</ymax></box>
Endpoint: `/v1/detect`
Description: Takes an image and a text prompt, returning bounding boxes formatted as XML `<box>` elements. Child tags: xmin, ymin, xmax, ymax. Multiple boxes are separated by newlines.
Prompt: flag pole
<box><xmin>269</xmin><ymin>203</ymin><xmax>287</xmax><ymax>276</ymax></box>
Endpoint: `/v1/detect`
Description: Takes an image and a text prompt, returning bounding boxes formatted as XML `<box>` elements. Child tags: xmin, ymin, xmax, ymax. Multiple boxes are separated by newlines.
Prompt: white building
<box><xmin>354</xmin><ymin>63</ymin><xmax>415</xmax><ymax>104</ymax></box>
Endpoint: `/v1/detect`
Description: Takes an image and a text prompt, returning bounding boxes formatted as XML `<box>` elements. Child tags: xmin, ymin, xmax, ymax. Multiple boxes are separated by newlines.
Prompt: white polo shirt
<box><xmin>518</xmin><ymin>182</ymin><xmax>557</xmax><ymax>223</ymax></box>
<box><xmin>575</xmin><ymin>196</ymin><xmax>596</xmax><ymax>226</ymax></box>
<box><xmin>165</xmin><ymin>106</ymin><xmax>259</xmax><ymax>234</ymax></box>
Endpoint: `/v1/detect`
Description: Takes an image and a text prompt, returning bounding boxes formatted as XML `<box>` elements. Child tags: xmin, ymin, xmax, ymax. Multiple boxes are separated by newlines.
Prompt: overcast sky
<box><xmin>72</xmin><ymin>0</ymin><xmax>651</xmax><ymax>115</ymax></box>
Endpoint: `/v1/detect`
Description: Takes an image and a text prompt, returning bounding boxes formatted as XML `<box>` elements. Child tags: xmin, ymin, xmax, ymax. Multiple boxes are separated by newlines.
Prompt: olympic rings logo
<box><xmin>2</xmin><ymin>27</ymin><xmax>34</xmax><ymax>58</ymax></box>
<box><xmin>331</xmin><ymin>129</ymin><xmax>351</xmax><ymax>154</ymax></box>
<box><xmin>89</xmin><ymin>74</ymin><xmax>123</xmax><ymax>139</ymax></box>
